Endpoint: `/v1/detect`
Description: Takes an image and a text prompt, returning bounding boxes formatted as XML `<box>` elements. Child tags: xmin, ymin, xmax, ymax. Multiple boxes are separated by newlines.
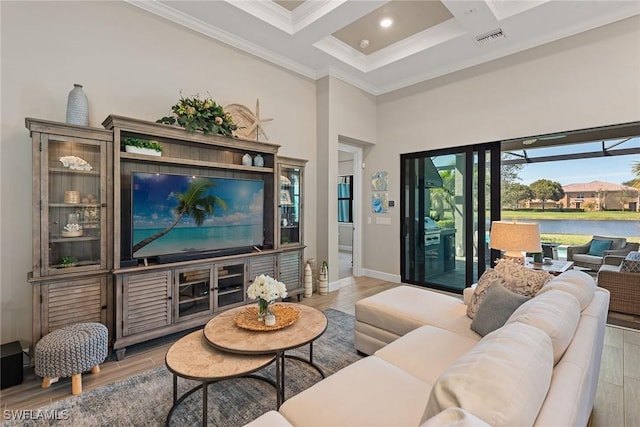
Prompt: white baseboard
<box><xmin>360</xmin><ymin>268</ymin><xmax>401</xmax><ymax>283</ymax></box>
<box><xmin>328</xmin><ymin>276</ymin><xmax>356</xmax><ymax>292</ymax></box>
<box><xmin>325</xmin><ymin>268</ymin><xmax>401</xmax><ymax>293</ymax></box>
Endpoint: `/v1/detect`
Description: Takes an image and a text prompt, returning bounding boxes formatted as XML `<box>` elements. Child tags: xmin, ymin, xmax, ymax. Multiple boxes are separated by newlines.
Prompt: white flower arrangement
<box><xmin>247</xmin><ymin>274</ymin><xmax>288</xmax><ymax>302</ymax></box>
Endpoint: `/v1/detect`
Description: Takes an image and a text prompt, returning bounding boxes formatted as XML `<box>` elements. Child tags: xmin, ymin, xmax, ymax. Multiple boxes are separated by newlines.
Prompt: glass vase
<box><xmin>257</xmin><ymin>298</ymin><xmax>272</xmax><ymax>322</ymax></box>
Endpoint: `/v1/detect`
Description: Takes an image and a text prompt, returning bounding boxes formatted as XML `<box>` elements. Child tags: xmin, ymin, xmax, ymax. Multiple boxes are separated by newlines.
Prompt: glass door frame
<box><xmin>400</xmin><ymin>142</ymin><xmax>501</xmax><ymax>293</ymax></box>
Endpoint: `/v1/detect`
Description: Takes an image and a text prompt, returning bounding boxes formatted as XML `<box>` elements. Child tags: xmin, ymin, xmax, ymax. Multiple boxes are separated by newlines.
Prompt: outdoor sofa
<box><xmin>597</xmin><ymin>253</ymin><xmax>640</xmax><ymax>316</ymax></box>
<box><xmin>567</xmin><ymin>235</ymin><xmax>638</xmax><ymax>271</ymax></box>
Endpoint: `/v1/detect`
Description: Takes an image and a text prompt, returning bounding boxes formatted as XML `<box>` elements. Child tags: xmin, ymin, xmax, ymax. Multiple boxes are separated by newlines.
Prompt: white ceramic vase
<box><xmin>304</xmin><ymin>263</ymin><xmax>313</xmax><ymax>298</ymax></box>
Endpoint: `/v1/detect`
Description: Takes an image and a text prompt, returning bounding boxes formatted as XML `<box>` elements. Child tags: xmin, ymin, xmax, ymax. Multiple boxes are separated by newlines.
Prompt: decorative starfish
<box><xmin>244</xmin><ymin>99</ymin><xmax>273</xmax><ymax>141</ymax></box>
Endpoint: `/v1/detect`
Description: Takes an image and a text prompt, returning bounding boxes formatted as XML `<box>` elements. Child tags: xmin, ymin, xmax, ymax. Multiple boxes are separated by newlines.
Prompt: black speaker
<box><xmin>1</xmin><ymin>341</ymin><xmax>23</xmax><ymax>389</ymax></box>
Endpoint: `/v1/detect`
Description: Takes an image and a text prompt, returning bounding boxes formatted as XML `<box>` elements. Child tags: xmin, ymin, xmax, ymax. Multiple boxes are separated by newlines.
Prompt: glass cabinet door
<box><xmin>215</xmin><ymin>262</ymin><xmax>246</xmax><ymax>311</ymax></box>
<box><xmin>43</xmin><ymin>135</ymin><xmax>107</xmax><ymax>275</ymax></box>
<box><xmin>175</xmin><ymin>266</ymin><xmax>214</xmax><ymax>320</ymax></box>
<box><xmin>27</xmin><ymin>118</ymin><xmax>112</xmax><ymax>278</ymax></box>
<box><xmin>279</xmin><ymin>164</ymin><xmax>302</xmax><ymax>246</ymax></box>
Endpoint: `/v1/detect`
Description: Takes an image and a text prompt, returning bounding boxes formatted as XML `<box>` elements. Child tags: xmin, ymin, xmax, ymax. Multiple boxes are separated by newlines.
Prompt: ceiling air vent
<box><xmin>475</xmin><ymin>28</ymin><xmax>506</xmax><ymax>46</ymax></box>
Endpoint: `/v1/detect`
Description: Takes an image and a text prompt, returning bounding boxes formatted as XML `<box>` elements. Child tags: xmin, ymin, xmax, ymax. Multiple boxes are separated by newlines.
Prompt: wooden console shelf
<box><xmin>28</xmin><ymin>115</ymin><xmax>307</xmax><ymax>359</ymax></box>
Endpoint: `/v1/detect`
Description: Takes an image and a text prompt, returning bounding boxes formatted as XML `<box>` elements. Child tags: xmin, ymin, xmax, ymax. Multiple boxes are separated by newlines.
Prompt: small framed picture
<box><xmin>280</xmin><ymin>189</ymin><xmax>292</xmax><ymax>206</ymax></box>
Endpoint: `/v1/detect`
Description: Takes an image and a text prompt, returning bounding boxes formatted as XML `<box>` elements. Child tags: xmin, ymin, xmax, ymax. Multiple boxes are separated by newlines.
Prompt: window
<box><xmin>338</xmin><ymin>175</ymin><xmax>353</xmax><ymax>223</ymax></box>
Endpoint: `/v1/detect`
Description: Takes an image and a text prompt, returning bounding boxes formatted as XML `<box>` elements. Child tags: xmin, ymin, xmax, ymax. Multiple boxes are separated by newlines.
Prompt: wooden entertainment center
<box><xmin>26</xmin><ymin>116</ymin><xmax>307</xmax><ymax>359</ymax></box>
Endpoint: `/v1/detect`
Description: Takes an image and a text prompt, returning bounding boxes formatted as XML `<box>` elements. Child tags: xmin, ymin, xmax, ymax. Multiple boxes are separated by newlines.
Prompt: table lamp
<box><xmin>489</xmin><ymin>221</ymin><xmax>542</xmax><ymax>264</ymax></box>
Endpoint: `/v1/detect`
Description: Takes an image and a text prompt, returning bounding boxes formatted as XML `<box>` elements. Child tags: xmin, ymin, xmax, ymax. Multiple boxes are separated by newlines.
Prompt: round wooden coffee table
<box><xmin>203</xmin><ymin>302</ymin><xmax>327</xmax><ymax>408</ymax></box>
<box><xmin>165</xmin><ymin>330</ymin><xmax>276</xmax><ymax>427</ymax></box>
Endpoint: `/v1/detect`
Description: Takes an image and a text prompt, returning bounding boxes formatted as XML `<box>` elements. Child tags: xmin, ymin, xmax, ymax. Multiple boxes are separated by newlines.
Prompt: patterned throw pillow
<box><xmin>467</xmin><ymin>269</ymin><xmax>520</xmax><ymax>319</ymax></box>
<box><xmin>494</xmin><ymin>259</ymin><xmax>553</xmax><ymax>296</ymax></box>
<box><xmin>621</xmin><ymin>251</ymin><xmax>640</xmax><ymax>273</ymax></box>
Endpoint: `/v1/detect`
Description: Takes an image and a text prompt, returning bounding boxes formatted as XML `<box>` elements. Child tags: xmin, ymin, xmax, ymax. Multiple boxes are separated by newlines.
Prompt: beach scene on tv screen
<box><xmin>132</xmin><ymin>173</ymin><xmax>264</xmax><ymax>258</ymax></box>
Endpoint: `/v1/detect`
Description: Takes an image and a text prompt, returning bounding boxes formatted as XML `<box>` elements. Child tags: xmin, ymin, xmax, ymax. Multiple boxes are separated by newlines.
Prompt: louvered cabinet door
<box><xmin>278</xmin><ymin>249</ymin><xmax>303</xmax><ymax>299</ymax></box>
<box><xmin>249</xmin><ymin>254</ymin><xmax>277</xmax><ymax>280</ymax></box>
<box><xmin>122</xmin><ymin>270</ymin><xmax>172</xmax><ymax>336</ymax></box>
<box><xmin>38</xmin><ymin>276</ymin><xmax>108</xmax><ymax>339</ymax></box>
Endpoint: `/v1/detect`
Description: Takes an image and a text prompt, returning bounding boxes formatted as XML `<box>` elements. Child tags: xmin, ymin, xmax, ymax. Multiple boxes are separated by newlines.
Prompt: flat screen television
<box><xmin>127</xmin><ymin>172</ymin><xmax>264</xmax><ymax>263</ymax></box>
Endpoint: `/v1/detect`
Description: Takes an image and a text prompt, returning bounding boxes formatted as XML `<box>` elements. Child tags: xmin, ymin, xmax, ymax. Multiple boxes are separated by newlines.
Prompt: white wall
<box><xmin>0</xmin><ymin>1</ymin><xmax>317</xmax><ymax>346</ymax></box>
<box><xmin>370</xmin><ymin>15</ymin><xmax>640</xmax><ymax>278</ymax></box>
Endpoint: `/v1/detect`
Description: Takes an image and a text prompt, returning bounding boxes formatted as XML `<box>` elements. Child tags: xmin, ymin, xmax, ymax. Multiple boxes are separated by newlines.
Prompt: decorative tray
<box><xmin>234</xmin><ymin>304</ymin><xmax>300</xmax><ymax>331</ymax></box>
<box><xmin>61</xmin><ymin>230</ymin><xmax>83</xmax><ymax>237</ymax></box>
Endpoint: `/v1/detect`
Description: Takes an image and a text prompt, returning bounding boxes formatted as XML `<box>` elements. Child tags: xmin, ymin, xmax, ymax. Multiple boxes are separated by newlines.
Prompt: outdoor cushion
<box><xmin>588</xmin><ymin>239</ymin><xmax>612</xmax><ymax>256</ymax></box>
<box><xmin>621</xmin><ymin>251</ymin><xmax>640</xmax><ymax>273</ymax></box>
<box><xmin>591</xmin><ymin>236</ymin><xmax>626</xmax><ymax>250</ymax></box>
<box><xmin>471</xmin><ymin>286</ymin><xmax>530</xmax><ymax>337</ymax></box>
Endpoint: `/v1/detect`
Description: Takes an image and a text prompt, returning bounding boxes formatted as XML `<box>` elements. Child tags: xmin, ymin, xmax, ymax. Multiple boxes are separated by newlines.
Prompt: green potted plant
<box><xmin>157</xmin><ymin>94</ymin><xmax>238</xmax><ymax>137</ymax></box>
<box><xmin>61</xmin><ymin>255</ymin><xmax>78</xmax><ymax>268</ymax></box>
<box><xmin>121</xmin><ymin>137</ymin><xmax>163</xmax><ymax>156</ymax></box>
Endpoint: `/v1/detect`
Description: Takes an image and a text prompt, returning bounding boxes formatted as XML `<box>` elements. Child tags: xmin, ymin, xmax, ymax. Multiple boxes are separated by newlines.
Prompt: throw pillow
<box><xmin>466</xmin><ymin>269</ymin><xmax>520</xmax><ymax>319</ymax></box>
<box><xmin>494</xmin><ymin>259</ymin><xmax>553</xmax><ymax>296</ymax></box>
<box><xmin>588</xmin><ymin>239</ymin><xmax>612</xmax><ymax>256</ymax></box>
<box><xmin>621</xmin><ymin>251</ymin><xmax>640</xmax><ymax>273</ymax></box>
<box><xmin>470</xmin><ymin>285</ymin><xmax>530</xmax><ymax>337</ymax></box>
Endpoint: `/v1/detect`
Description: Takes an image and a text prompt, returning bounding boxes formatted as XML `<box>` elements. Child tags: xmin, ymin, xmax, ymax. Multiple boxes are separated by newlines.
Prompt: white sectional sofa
<box><xmin>246</xmin><ymin>269</ymin><xmax>610</xmax><ymax>427</ymax></box>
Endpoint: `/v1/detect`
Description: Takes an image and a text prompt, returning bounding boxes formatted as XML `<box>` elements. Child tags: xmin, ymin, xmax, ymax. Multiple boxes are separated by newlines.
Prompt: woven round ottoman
<box><xmin>35</xmin><ymin>322</ymin><xmax>108</xmax><ymax>395</ymax></box>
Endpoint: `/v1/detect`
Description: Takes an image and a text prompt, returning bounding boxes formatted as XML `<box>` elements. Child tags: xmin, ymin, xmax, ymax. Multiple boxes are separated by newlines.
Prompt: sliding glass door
<box><xmin>401</xmin><ymin>144</ymin><xmax>500</xmax><ymax>293</ymax></box>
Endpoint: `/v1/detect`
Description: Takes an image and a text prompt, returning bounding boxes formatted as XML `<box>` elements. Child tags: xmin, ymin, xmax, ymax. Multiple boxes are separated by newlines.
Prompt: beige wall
<box><xmin>2</xmin><ymin>2</ymin><xmax>639</xmax><ymax>347</ymax></box>
<box><xmin>371</xmin><ymin>15</ymin><xmax>640</xmax><ymax>279</ymax></box>
<box><xmin>0</xmin><ymin>1</ymin><xmax>317</xmax><ymax>345</ymax></box>
<box><xmin>316</xmin><ymin>76</ymin><xmax>376</xmax><ymax>282</ymax></box>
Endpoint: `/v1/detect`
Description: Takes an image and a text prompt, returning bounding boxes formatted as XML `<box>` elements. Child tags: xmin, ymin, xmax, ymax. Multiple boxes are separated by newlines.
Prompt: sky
<box><xmin>508</xmin><ymin>138</ymin><xmax>639</xmax><ymax>186</ymax></box>
<box><xmin>132</xmin><ymin>173</ymin><xmax>264</xmax><ymax>228</ymax></box>
<box><xmin>517</xmin><ymin>154</ymin><xmax>639</xmax><ymax>186</ymax></box>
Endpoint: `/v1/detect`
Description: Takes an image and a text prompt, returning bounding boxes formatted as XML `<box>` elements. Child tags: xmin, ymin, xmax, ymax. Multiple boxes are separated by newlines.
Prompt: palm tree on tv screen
<box><xmin>133</xmin><ymin>178</ymin><xmax>227</xmax><ymax>254</ymax></box>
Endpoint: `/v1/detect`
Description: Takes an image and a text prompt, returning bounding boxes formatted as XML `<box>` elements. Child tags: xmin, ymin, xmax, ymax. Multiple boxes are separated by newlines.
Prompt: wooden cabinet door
<box><xmin>40</xmin><ymin>276</ymin><xmax>107</xmax><ymax>338</ymax></box>
<box><xmin>122</xmin><ymin>270</ymin><xmax>172</xmax><ymax>336</ymax></box>
<box><xmin>279</xmin><ymin>250</ymin><xmax>302</xmax><ymax>295</ymax></box>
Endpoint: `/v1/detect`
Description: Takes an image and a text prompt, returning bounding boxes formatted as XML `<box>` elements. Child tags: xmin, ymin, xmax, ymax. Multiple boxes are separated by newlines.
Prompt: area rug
<box><xmin>2</xmin><ymin>309</ymin><xmax>361</xmax><ymax>427</ymax></box>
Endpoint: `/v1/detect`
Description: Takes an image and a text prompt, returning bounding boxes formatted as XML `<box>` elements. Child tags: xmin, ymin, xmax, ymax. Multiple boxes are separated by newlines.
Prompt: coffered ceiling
<box><xmin>126</xmin><ymin>0</ymin><xmax>640</xmax><ymax>95</ymax></box>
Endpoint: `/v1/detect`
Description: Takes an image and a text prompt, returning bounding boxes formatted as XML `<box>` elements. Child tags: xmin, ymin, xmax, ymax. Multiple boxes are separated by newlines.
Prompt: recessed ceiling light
<box><xmin>380</xmin><ymin>18</ymin><xmax>393</xmax><ymax>28</ymax></box>
<box><xmin>359</xmin><ymin>39</ymin><xmax>370</xmax><ymax>49</ymax></box>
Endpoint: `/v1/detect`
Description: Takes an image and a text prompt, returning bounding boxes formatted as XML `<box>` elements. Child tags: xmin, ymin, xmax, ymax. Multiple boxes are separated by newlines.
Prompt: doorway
<box><xmin>338</xmin><ymin>143</ymin><xmax>363</xmax><ymax>281</ymax></box>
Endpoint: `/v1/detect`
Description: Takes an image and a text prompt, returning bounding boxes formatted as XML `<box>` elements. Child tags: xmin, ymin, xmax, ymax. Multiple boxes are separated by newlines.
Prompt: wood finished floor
<box><xmin>1</xmin><ymin>276</ymin><xmax>638</xmax><ymax>427</ymax></box>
